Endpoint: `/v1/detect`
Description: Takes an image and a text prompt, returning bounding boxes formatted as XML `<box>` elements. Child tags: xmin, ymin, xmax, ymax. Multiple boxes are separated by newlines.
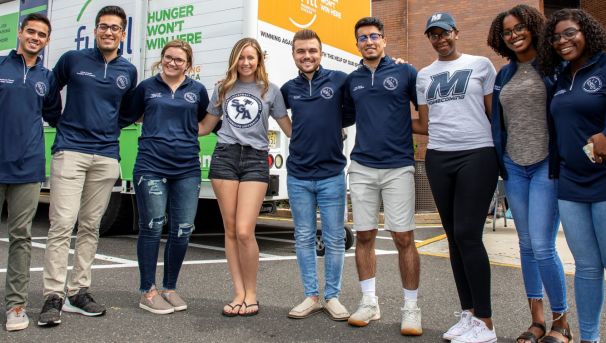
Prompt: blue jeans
<box><xmin>287</xmin><ymin>172</ymin><xmax>346</xmax><ymax>300</ymax></box>
<box><xmin>559</xmin><ymin>199</ymin><xmax>606</xmax><ymax>342</ymax></box>
<box><xmin>135</xmin><ymin>175</ymin><xmax>200</xmax><ymax>292</ymax></box>
<box><xmin>503</xmin><ymin>155</ymin><xmax>567</xmax><ymax>312</ymax></box>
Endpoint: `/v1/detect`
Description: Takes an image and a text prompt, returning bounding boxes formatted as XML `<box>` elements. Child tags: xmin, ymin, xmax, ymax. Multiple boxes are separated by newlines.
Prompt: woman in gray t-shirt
<box><xmin>488</xmin><ymin>5</ymin><xmax>570</xmax><ymax>343</ymax></box>
<box><xmin>199</xmin><ymin>38</ymin><xmax>291</xmax><ymax>317</ymax></box>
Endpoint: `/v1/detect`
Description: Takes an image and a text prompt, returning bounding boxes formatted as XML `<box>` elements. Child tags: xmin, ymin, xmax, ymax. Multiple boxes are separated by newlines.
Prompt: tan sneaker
<box><xmin>288</xmin><ymin>297</ymin><xmax>323</xmax><ymax>319</ymax></box>
<box><xmin>160</xmin><ymin>291</ymin><xmax>187</xmax><ymax>311</ymax></box>
<box><xmin>348</xmin><ymin>295</ymin><xmax>380</xmax><ymax>327</ymax></box>
<box><xmin>6</xmin><ymin>306</ymin><xmax>29</xmax><ymax>331</ymax></box>
<box><xmin>139</xmin><ymin>292</ymin><xmax>174</xmax><ymax>315</ymax></box>
<box><xmin>400</xmin><ymin>300</ymin><xmax>422</xmax><ymax>336</ymax></box>
<box><xmin>324</xmin><ymin>298</ymin><xmax>350</xmax><ymax>321</ymax></box>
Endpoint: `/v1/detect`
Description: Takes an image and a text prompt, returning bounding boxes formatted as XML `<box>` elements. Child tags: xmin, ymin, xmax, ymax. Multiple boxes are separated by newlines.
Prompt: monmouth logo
<box><xmin>73</xmin><ymin>0</ymin><xmax>133</xmax><ymax>55</ymax></box>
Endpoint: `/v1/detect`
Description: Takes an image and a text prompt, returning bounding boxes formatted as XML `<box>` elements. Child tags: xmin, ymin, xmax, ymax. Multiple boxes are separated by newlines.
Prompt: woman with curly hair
<box><xmin>198</xmin><ymin>38</ymin><xmax>292</xmax><ymax>317</ymax></box>
<box><xmin>538</xmin><ymin>8</ymin><xmax>606</xmax><ymax>343</ymax></box>
<box><xmin>488</xmin><ymin>5</ymin><xmax>570</xmax><ymax>343</ymax></box>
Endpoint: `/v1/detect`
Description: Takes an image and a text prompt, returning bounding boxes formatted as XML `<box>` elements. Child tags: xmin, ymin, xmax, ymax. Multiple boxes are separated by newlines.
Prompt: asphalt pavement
<box><xmin>0</xmin><ymin>204</ymin><xmax>604</xmax><ymax>342</ymax></box>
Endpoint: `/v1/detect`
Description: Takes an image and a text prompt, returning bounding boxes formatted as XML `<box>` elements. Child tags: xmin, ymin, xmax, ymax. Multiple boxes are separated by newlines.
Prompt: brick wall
<box><xmin>372</xmin><ymin>0</ymin><xmax>543</xmax><ymax>159</ymax></box>
<box><xmin>581</xmin><ymin>0</ymin><xmax>606</xmax><ymax>24</ymax></box>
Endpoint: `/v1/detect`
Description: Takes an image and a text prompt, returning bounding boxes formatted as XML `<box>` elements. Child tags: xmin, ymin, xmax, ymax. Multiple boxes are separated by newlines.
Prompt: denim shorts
<box><xmin>208</xmin><ymin>143</ymin><xmax>269</xmax><ymax>183</ymax></box>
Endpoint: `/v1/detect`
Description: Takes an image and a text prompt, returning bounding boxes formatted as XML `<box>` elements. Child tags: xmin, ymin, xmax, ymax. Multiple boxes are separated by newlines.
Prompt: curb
<box><xmin>270</xmin><ymin>208</ymin><xmax>442</xmax><ymax>225</ymax></box>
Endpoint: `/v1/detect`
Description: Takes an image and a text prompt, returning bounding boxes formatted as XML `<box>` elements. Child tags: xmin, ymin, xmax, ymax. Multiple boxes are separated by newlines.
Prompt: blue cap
<box><xmin>425</xmin><ymin>12</ymin><xmax>457</xmax><ymax>33</ymax></box>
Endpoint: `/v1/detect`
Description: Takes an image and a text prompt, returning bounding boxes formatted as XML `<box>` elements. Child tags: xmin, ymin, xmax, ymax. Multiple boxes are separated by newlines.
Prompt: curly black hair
<box><xmin>487</xmin><ymin>4</ymin><xmax>545</xmax><ymax>61</ymax></box>
<box><xmin>538</xmin><ymin>9</ymin><xmax>606</xmax><ymax>76</ymax></box>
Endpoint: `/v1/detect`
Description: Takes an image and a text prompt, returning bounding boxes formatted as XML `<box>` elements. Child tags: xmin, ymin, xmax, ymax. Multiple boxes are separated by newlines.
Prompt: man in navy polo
<box><xmin>0</xmin><ymin>13</ymin><xmax>61</xmax><ymax>332</ymax></box>
<box><xmin>38</xmin><ymin>5</ymin><xmax>137</xmax><ymax>326</ymax></box>
<box><xmin>344</xmin><ymin>17</ymin><xmax>426</xmax><ymax>336</ymax></box>
<box><xmin>281</xmin><ymin>29</ymin><xmax>353</xmax><ymax>322</ymax></box>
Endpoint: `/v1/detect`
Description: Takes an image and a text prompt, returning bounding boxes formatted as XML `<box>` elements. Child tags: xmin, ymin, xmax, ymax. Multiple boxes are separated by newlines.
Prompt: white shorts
<box><xmin>348</xmin><ymin>160</ymin><xmax>415</xmax><ymax>232</ymax></box>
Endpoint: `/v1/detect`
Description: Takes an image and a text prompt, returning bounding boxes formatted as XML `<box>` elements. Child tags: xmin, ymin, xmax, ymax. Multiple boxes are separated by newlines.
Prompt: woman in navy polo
<box><xmin>122</xmin><ymin>39</ymin><xmax>209</xmax><ymax>315</ymax></box>
<box><xmin>539</xmin><ymin>9</ymin><xmax>606</xmax><ymax>343</ymax></box>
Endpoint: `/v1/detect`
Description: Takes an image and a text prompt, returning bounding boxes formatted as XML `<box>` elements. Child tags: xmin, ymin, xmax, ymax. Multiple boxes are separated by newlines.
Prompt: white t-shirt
<box><xmin>416</xmin><ymin>54</ymin><xmax>496</xmax><ymax>151</ymax></box>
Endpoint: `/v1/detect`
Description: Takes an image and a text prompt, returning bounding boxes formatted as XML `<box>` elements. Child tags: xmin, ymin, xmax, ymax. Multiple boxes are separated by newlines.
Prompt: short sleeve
<box><xmin>197</xmin><ymin>85</ymin><xmax>210</xmax><ymax>122</ymax></box>
<box><xmin>207</xmin><ymin>87</ymin><xmax>222</xmax><ymax>117</ymax></box>
<box><xmin>269</xmin><ymin>84</ymin><xmax>287</xmax><ymax>119</ymax></box>
<box><xmin>416</xmin><ymin>69</ymin><xmax>428</xmax><ymax>106</ymax></box>
<box><xmin>482</xmin><ymin>58</ymin><xmax>497</xmax><ymax>95</ymax></box>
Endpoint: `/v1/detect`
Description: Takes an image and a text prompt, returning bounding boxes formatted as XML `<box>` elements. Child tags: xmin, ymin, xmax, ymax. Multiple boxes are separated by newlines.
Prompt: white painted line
<box><xmin>0</xmin><ymin>238</ymin><xmax>136</xmax><ymax>264</ymax></box>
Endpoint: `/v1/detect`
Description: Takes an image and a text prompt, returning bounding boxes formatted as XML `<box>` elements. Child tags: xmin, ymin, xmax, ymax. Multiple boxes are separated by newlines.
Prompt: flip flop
<box><xmin>239</xmin><ymin>301</ymin><xmax>259</xmax><ymax>317</ymax></box>
<box><xmin>221</xmin><ymin>303</ymin><xmax>242</xmax><ymax>317</ymax></box>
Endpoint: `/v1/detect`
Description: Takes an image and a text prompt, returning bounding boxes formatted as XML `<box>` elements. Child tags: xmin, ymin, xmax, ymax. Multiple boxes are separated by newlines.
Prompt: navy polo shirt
<box><xmin>281</xmin><ymin>66</ymin><xmax>350</xmax><ymax>180</ymax></box>
<box><xmin>343</xmin><ymin>56</ymin><xmax>418</xmax><ymax>169</ymax></box>
<box><xmin>0</xmin><ymin>50</ymin><xmax>62</xmax><ymax>183</ymax></box>
<box><xmin>122</xmin><ymin>74</ymin><xmax>209</xmax><ymax>178</ymax></box>
<box><xmin>52</xmin><ymin>48</ymin><xmax>137</xmax><ymax>160</ymax></box>
<box><xmin>550</xmin><ymin>52</ymin><xmax>606</xmax><ymax>202</ymax></box>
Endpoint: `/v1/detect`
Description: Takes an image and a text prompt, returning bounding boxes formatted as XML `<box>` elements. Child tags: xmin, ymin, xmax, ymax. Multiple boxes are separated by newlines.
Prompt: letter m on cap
<box><xmin>431</xmin><ymin>14</ymin><xmax>442</xmax><ymax>22</ymax></box>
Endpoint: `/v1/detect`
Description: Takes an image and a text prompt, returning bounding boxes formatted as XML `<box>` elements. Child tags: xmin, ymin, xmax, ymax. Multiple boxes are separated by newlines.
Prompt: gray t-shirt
<box><xmin>499</xmin><ymin>61</ymin><xmax>549</xmax><ymax>166</ymax></box>
<box><xmin>208</xmin><ymin>80</ymin><xmax>287</xmax><ymax>151</ymax></box>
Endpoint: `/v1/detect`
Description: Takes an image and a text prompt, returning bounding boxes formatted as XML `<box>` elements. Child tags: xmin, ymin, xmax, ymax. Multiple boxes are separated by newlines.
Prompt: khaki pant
<box><xmin>43</xmin><ymin>151</ymin><xmax>119</xmax><ymax>298</ymax></box>
<box><xmin>0</xmin><ymin>182</ymin><xmax>40</xmax><ymax>309</ymax></box>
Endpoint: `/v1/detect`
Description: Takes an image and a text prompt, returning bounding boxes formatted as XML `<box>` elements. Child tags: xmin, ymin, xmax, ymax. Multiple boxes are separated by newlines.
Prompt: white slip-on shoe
<box><xmin>324</xmin><ymin>298</ymin><xmax>350</xmax><ymax>321</ymax></box>
<box><xmin>288</xmin><ymin>297</ymin><xmax>323</xmax><ymax>319</ymax></box>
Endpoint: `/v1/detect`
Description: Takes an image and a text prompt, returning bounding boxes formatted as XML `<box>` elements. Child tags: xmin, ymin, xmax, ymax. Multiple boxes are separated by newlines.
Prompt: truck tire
<box><xmin>315</xmin><ymin>226</ymin><xmax>355</xmax><ymax>257</ymax></box>
<box><xmin>99</xmin><ymin>193</ymin><xmax>136</xmax><ymax>236</ymax></box>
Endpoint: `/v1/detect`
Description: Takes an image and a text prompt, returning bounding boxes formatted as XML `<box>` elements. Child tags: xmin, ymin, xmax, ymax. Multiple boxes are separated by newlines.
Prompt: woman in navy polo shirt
<box><xmin>487</xmin><ymin>5</ymin><xmax>570</xmax><ymax>343</ymax></box>
<box><xmin>538</xmin><ymin>9</ymin><xmax>606</xmax><ymax>343</ymax></box>
<box><xmin>122</xmin><ymin>40</ymin><xmax>209</xmax><ymax>315</ymax></box>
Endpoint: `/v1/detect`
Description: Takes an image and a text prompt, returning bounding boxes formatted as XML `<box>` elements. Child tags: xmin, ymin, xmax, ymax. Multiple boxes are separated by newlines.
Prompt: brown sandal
<box><xmin>540</xmin><ymin>325</ymin><xmax>573</xmax><ymax>343</ymax></box>
<box><xmin>517</xmin><ymin>322</ymin><xmax>546</xmax><ymax>343</ymax></box>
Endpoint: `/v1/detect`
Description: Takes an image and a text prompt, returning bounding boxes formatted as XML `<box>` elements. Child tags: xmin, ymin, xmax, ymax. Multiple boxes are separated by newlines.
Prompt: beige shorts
<box><xmin>348</xmin><ymin>160</ymin><xmax>415</xmax><ymax>232</ymax></box>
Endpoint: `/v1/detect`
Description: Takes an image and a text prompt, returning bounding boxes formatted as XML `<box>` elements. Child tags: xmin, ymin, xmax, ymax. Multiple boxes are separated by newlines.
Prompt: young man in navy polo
<box><xmin>281</xmin><ymin>29</ymin><xmax>354</xmax><ymax>322</ymax></box>
<box><xmin>0</xmin><ymin>13</ymin><xmax>61</xmax><ymax>331</ymax></box>
<box><xmin>38</xmin><ymin>6</ymin><xmax>137</xmax><ymax>326</ymax></box>
<box><xmin>344</xmin><ymin>17</ymin><xmax>426</xmax><ymax>336</ymax></box>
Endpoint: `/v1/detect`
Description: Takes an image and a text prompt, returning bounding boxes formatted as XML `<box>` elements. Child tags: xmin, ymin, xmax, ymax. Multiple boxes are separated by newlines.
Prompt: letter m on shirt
<box><xmin>426</xmin><ymin>69</ymin><xmax>472</xmax><ymax>101</ymax></box>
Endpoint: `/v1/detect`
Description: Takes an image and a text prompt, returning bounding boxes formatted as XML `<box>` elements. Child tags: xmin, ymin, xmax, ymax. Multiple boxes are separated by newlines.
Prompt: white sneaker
<box><xmin>347</xmin><ymin>295</ymin><xmax>380</xmax><ymax>327</ymax></box>
<box><xmin>442</xmin><ymin>310</ymin><xmax>473</xmax><ymax>340</ymax></box>
<box><xmin>400</xmin><ymin>300</ymin><xmax>422</xmax><ymax>336</ymax></box>
<box><xmin>6</xmin><ymin>306</ymin><xmax>29</xmax><ymax>331</ymax></box>
<box><xmin>451</xmin><ymin>317</ymin><xmax>496</xmax><ymax>343</ymax></box>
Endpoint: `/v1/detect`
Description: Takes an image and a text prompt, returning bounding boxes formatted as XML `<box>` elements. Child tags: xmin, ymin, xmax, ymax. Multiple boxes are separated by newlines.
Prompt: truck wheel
<box><xmin>315</xmin><ymin>226</ymin><xmax>355</xmax><ymax>256</ymax></box>
<box><xmin>99</xmin><ymin>193</ymin><xmax>136</xmax><ymax>236</ymax></box>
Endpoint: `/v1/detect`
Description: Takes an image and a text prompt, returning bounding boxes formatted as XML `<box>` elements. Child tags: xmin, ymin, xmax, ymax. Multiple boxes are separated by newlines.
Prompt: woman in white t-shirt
<box><xmin>198</xmin><ymin>38</ymin><xmax>292</xmax><ymax>317</ymax></box>
<box><xmin>416</xmin><ymin>13</ymin><xmax>499</xmax><ymax>343</ymax></box>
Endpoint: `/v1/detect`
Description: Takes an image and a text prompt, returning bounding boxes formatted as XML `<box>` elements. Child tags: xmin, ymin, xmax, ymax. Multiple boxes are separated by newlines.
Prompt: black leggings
<box><xmin>425</xmin><ymin>147</ymin><xmax>498</xmax><ymax>318</ymax></box>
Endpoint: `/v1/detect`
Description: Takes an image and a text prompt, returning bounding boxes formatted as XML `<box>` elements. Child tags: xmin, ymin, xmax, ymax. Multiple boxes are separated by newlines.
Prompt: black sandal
<box><xmin>239</xmin><ymin>301</ymin><xmax>259</xmax><ymax>317</ymax></box>
<box><xmin>540</xmin><ymin>325</ymin><xmax>573</xmax><ymax>343</ymax></box>
<box><xmin>517</xmin><ymin>322</ymin><xmax>546</xmax><ymax>343</ymax></box>
<box><xmin>221</xmin><ymin>303</ymin><xmax>242</xmax><ymax>317</ymax></box>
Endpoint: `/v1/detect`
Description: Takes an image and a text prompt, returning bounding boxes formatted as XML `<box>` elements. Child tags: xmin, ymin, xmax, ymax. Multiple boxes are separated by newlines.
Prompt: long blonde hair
<box><xmin>218</xmin><ymin>38</ymin><xmax>269</xmax><ymax>105</ymax></box>
<box><xmin>151</xmin><ymin>39</ymin><xmax>193</xmax><ymax>74</ymax></box>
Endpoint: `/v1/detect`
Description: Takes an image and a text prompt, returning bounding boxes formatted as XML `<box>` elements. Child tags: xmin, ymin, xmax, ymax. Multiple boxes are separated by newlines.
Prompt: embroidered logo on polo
<box><xmin>184</xmin><ymin>92</ymin><xmax>197</xmax><ymax>103</ymax></box>
<box><xmin>225</xmin><ymin>93</ymin><xmax>262</xmax><ymax>129</ymax></box>
<box><xmin>320</xmin><ymin>86</ymin><xmax>334</xmax><ymax>99</ymax></box>
<box><xmin>582</xmin><ymin>76</ymin><xmax>602</xmax><ymax>93</ymax></box>
<box><xmin>0</xmin><ymin>78</ymin><xmax>15</xmax><ymax>84</ymax></box>
<box><xmin>426</xmin><ymin>69</ymin><xmax>472</xmax><ymax>105</ymax></box>
<box><xmin>383</xmin><ymin>76</ymin><xmax>398</xmax><ymax>90</ymax></box>
<box><xmin>116</xmin><ymin>75</ymin><xmax>129</xmax><ymax>90</ymax></box>
<box><xmin>34</xmin><ymin>82</ymin><xmax>47</xmax><ymax>96</ymax></box>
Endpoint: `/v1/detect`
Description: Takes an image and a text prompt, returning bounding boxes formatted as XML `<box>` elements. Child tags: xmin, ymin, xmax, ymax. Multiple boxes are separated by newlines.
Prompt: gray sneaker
<box><xmin>160</xmin><ymin>291</ymin><xmax>187</xmax><ymax>311</ymax></box>
<box><xmin>6</xmin><ymin>306</ymin><xmax>29</xmax><ymax>331</ymax></box>
<box><xmin>38</xmin><ymin>295</ymin><xmax>63</xmax><ymax>326</ymax></box>
<box><xmin>63</xmin><ymin>288</ymin><xmax>106</xmax><ymax>316</ymax></box>
<box><xmin>139</xmin><ymin>293</ymin><xmax>175</xmax><ymax>315</ymax></box>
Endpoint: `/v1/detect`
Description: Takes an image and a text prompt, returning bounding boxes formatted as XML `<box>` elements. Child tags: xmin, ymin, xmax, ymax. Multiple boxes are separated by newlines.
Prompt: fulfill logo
<box><xmin>320</xmin><ymin>86</ymin><xmax>334</xmax><ymax>99</ymax></box>
<box><xmin>583</xmin><ymin>76</ymin><xmax>602</xmax><ymax>93</ymax></box>
<box><xmin>426</xmin><ymin>69</ymin><xmax>472</xmax><ymax>104</ymax></box>
<box><xmin>116</xmin><ymin>75</ymin><xmax>129</xmax><ymax>90</ymax></box>
<box><xmin>73</xmin><ymin>0</ymin><xmax>133</xmax><ymax>55</ymax></box>
<box><xmin>383</xmin><ymin>76</ymin><xmax>398</xmax><ymax>91</ymax></box>
<box><xmin>289</xmin><ymin>0</ymin><xmax>318</xmax><ymax>29</ymax></box>
<box><xmin>225</xmin><ymin>93</ymin><xmax>262</xmax><ymax>129</ymax></box>
<box><xmin>184</xmin><ymin>92</ymin><xmax>198</xmax><ymax>103</ymax></box>
<box><xmin>35</xmin><ymin>82</ymin><xmax>47</xmax><ymax>96</ymax></box>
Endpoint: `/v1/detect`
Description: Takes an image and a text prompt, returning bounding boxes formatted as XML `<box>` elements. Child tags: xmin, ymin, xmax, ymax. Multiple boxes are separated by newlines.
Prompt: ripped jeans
<box><xmin>134</xmin><ymin>175</ymin><xmax>200</xmax><ymax>292</ymax></box>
